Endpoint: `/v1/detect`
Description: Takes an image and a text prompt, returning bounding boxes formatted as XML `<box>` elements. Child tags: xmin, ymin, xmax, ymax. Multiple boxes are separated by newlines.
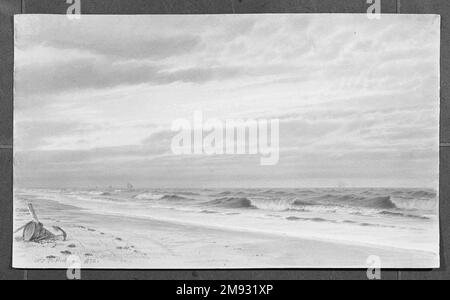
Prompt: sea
<box><xmin>14</xmin><ymin>187</ymin><xmax>439</xmax><ymax>253</ymax></box>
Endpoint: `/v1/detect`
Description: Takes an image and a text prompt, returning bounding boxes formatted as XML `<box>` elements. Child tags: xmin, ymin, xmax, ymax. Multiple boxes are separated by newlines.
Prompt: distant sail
<box><xmin>127</xmin><ymin>183</ymin><xmax>134</xmax><ymax>190</ymax></box>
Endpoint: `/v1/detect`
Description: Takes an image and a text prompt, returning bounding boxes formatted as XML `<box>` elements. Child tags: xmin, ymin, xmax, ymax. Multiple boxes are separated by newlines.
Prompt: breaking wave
<box><xmin>134</xmin><ymin>192</ymin><xmax>191</xmax><ymax>202</ymax></box>
<box><xmin>205</xmin><ymin>197</ymin><xmax>255</xmax><ymax>209</ymax></box>
<box><xmin>293</xmin><ymin>195</ymin><xmax>397</xmax><ymax>210</ymax></box>
<box><xmin>134</xmin><ymin>192</ymin><xmax>189</xmax><ymax>201</ymax></box>
<box><xmin>134</xmin><ymin>192</ymin><xmax>164</xmax><ymax>200</ymax></box>
<box><xmin>88</xmin><ymin>191</ymin><xmax>112</xmax><ymax>196</ymax></box>
<box><xmin>160</xmin><ymin>194</ymin><xmax>189</xmax><ymax>201</ymax></box>
<box><xmin>393</xmin><ymin>190</ymin><xmax>437</xmax><ymax>199</ymax></box>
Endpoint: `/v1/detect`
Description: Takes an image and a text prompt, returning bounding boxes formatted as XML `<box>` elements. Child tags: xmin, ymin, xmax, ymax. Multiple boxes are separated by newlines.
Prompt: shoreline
<box><xmin>13</xmin><ymin>196</ymin><xmax>439</xmax><ymax>269</ymax></box>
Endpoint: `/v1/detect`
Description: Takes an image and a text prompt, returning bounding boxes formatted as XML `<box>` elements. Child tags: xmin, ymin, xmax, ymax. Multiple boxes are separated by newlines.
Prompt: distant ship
<box><xmin>127</xmin><ymin>183</ymin><xmax>134</xmax><ymax>191</ymax></box>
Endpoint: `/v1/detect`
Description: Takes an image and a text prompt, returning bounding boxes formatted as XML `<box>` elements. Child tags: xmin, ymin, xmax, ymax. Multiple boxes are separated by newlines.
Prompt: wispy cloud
<box><xmin>14</xmin><ymin>14</ymin><xmax>440</xmax><ymax>188</ymax></box>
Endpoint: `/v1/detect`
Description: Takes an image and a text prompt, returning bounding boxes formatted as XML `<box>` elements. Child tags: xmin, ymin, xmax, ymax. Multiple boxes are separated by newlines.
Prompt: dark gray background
<box><xmin>0</xmin><ymin>0</ymin><xmax>448</xmax><ymax>280</ymax></box>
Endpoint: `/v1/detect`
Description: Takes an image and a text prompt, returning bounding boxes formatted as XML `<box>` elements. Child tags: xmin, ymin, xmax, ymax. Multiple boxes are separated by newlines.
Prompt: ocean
<box><xmin>14</xmin><ymin>187</ymin><xmax>439</xmax><ymax>254</ymax></box>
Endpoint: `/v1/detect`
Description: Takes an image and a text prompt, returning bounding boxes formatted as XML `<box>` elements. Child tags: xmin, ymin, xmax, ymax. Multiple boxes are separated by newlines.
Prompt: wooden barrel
<box><xmin>23</xmin><ymin>221</ymin><xmax>43</xmax><ymax>242</ymax></box>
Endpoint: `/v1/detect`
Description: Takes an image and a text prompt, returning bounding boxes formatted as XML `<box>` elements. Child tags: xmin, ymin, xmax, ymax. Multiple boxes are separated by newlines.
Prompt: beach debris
<box><xmin>14</xmin><ymin>204</ymin><xmax>67</xmax><ymax>243</ymax></box>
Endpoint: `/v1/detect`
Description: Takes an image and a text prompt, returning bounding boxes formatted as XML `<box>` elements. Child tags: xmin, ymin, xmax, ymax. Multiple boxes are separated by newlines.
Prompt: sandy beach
<box><xmin>13</xmin><ymin>192</ymin><xmax>438</xmax><ymax>269</ymax></box>
<box><xmin>12</xmin><ymin>14</ymin><xmax>441</xmax><ymax>272</ymax></box>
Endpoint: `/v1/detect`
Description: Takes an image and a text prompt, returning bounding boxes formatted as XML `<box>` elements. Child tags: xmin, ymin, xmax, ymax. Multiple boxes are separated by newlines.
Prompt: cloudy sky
<box><xmin>14</xmin><ymin>14</ymin><xmax>440</xmax><ymax>189</ymax></box>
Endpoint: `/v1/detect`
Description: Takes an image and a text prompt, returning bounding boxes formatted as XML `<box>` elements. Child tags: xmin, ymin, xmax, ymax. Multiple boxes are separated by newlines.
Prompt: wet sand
<box><xmin>13</xmin><ymin>197</ymin><xmax>439</xmax><ymax>269</ymax></box>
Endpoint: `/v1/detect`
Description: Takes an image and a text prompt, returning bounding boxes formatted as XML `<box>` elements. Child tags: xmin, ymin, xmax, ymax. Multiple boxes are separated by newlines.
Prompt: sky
<box><xmin>14</xmin><ymin>14</ymin><xmax>440</xmax><ymax>189</ymax></box>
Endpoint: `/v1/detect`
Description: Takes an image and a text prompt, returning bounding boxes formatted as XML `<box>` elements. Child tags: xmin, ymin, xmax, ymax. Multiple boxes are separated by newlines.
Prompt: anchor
<box><xmin>14</xmin><ymin>203</ymin><xmax>67</xmax><ymax>242</ymax></box>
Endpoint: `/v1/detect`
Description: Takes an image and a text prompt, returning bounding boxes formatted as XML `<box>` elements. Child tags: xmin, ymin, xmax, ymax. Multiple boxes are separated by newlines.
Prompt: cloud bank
<box><xmin>14</xmin><ymin>14</ymin><xmax>440</xmax><ymax>188</ymax></box>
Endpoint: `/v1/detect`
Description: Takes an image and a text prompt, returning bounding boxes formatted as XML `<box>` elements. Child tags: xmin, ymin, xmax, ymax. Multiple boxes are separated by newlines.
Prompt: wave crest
<box><xmin>206</xmin><ymin>197</ymin><xmax>255</xmax><ymax>209</ymax></box>
<box><xmin>293</xmin><ymin>195</ymin><xmax>397</xmax><ymax>209</ymax></box>
<box><xmin>161</xmin><ymin>194</ymin><xmax>188</xmax><ymax>201</ymax></box>
<box><xmin>134</xmin><ymin>192</ymin><xmax>164</xmax><ymax>200</ymax></box>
